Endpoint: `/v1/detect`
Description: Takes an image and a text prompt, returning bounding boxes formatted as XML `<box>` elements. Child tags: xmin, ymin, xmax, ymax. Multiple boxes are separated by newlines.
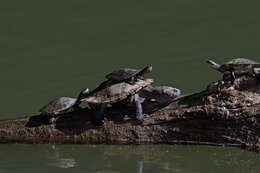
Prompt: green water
<box><xmin>0</xmin><ymin>144</ymin><xmax>260</xmax><ymax>173</ymax></box>
<box><xmin>0</xmin><ymin>0</ymin><xmax>260</xmax><ymax>172</ymax></box>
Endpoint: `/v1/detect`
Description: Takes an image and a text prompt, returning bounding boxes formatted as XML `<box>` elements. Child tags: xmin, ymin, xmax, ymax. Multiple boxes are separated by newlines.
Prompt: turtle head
<box><xmin>144</xmin><ymin>65</ymin><xmax>153</xmax><ymax>73</ymax></box>
<box><xmin>77</xmin><ymin>88</ymin><xmax>89</xmax><ymax>100</ymax></box>
<box><xmin>139</xmin><ymin>65</ymin><xmax>152</xmax><ymax>75</ymax></box>
<box><xmin>206</xmin><ymin>60</ymin><xmax>225</xmax><ymax>72</ymax></box>
<box><xmin>206</xmin><ymin>60</ymin><xmax>219</xmax><ymax>67</ymax></box>
<box><xmin>82</xmin><ymin>88</ymin><xmax>89</xmax><ymax>95</ymax></box>
<box><xmin>135</xmin><ymin>65</ymin><xmax>152</xmax><ymax>78</ymax></box>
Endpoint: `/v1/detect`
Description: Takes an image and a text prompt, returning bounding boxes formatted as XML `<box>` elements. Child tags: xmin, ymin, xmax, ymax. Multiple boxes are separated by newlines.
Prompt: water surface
<box><xmin>0</xmin><ymin>0</ymin><xmax>260</xmax><ymax>172</ymax></box>
<box><xmin>0</xmin><ymin>144</ymin><xmax>259</xmax><ymax>173</ymax></box>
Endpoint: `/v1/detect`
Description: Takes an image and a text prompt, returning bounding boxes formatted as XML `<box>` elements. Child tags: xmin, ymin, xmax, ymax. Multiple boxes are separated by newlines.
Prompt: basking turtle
<box><xmin>207</xmin><ymin>58</ymin><xmax>260</xmax><ymax>83</ymax></box>
<box><xmin>40</xmin><ymin>88</ymin><xmax>89</xmax><ymax>124</ymax></box>
<box><xmin>139</xmin><ymin>85</ymin><xmax>181</xmax><ymax>105</ymax></box>
<box><xmin>94</xmin><ymin>65</ymin><xmax>152</xmax><ymax>92</ymax></box>
<box><xmin>81</xmin><ymin>79</ymin><xmax>153</xmax><ymax>123</ymax></box>
<box><xmin>143</xmin><ymin>86</ymin><xmax>181</xmax><ymax>98</ymax></box>
<box><xmin>105</xmin><ymin>65</ymin><xmax>152</xmax><ymax>83</ymax></box>
<box><xmin>140</xmin><ymin>85</ymin><xmax>181</xmax><ymax>98</ymax></box>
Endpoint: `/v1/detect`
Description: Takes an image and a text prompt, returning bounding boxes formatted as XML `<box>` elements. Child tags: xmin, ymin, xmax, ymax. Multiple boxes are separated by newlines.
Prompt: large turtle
<box><xmin>81</xmin><ymin>79</ymin><xmax>153</xmax><ymax>123</ymax></box>
<box><xmin>207</xmin><ymin>58</ymin><xmax>260</xmax><ymax>83</ymax></box>
<box><xmin>138</xmin><ymin>85</ymin><xmax>181</xmax><ymax>105</ymax></box>
<box><xmin>94</xmin><ymin>65</ymin><xmax>152</xmax><ymax>93</ymax></box>
<box><xmin>105</xmin><ymin>65</ymin><xmax>152</xmax><ymax>83</ymax></box>
<box><xmin>40</xmin><ymin>88</ymin><xmax>89</xmax><ymax>123</ymax></box>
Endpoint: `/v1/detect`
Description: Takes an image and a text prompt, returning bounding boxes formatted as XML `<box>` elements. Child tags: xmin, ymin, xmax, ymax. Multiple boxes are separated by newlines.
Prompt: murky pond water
<box><xmin>0</xmin><ymin>0</ymin><xmax>260</xmax><ymax>172</ymax></box>
<box><xmin>0</xmin><ymin>144</ymin><xmax>259</xmax><ymax>173</ymax></box>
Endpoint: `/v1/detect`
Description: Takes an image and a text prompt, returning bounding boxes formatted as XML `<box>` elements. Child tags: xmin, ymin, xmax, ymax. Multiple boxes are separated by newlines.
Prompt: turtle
<box><xmin>81</xmin><ymin>78</ymin><xmax>153</xmax><ymax>123</ymax></box>
<box><xmin>206</xmin><ymin>58</ymin><xmax>260</xmax><ymax>83</ymax></box>
<box><xmin>40</xmin><ymin>88</ymin><xmax>89</xmax><ymax>124</ymax></box>
<box><xmin>89</xmin><ymin>65</ymin><xmax>152</xmax><ymax>100</ymax></box>
<box><xmin>141</xmin><ymin>86</ymin><xmax>181</xmax><ymax>98</ymax></box>
<box><xmin>139</xmin><ymin>85</ymin><xmax>181</xmax><ymax>105</ymax></box>
<box><xmin>105</xmin><ymin>65</ymin><xmax>152</xmax><ymax>84</ymax></box>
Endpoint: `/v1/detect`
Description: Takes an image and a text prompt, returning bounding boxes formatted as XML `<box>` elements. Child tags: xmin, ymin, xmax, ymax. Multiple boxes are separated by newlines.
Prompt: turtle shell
<box><xmin>221</xmin><ymin>58</ymin><xmax>260</xmax><ymax>72</ymax></box>
<box><xmin>225</xmin><ymin>58</ymin><xmax>259</xmax><ymax>65</ymax></box>
<box><xmin>105</xmin><ymin>68</ymin><xmax>139</xmax><ymax>81</ymax></box>
<box><xmin>81</xmin><ymin>78</ymin><xmax>153</xmax><ymax>104</ymax></box>
<box><xmin>40</xmin><ymin>97</ymin><xmax>77</xmax><ymax>115</ymax></box>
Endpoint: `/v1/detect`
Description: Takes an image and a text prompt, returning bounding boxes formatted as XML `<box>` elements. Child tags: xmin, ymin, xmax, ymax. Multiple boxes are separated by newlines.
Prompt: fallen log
<box><xmin>0</xmin><ymin>76</ymin><xmax>260</xmax><ymax>153</ymax></box>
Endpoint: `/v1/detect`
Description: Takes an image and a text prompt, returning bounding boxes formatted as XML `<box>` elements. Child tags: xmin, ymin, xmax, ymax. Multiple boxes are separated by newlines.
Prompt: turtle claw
<box><xmin>137</xmin><ymin>114</ymin><xmax>150</xmax><ymax>121</ymax></box>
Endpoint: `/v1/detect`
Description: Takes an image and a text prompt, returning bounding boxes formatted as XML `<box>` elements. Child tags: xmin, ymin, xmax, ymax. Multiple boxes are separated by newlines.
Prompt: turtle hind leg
<box><xmin>93</xmin><ymin>104</ymin><xmax>106</xmax><ymax>125</ymax></box>
<box><xmin>230</xmin><ymin>71</ymin><xmax>236</xmax><ymax>84</ymax></box>
<box><xmin>133</xmin><ymin>94</ymin><xmax>150</xmax><ymax>121</ymax></box>
<box><xmin>49</xmin><ymin>114</ymin><xmax>57</xmax><ymax>124</ymax></box>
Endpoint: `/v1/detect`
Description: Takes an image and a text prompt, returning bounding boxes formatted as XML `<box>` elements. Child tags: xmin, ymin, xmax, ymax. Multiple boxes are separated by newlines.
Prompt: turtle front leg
<box><xmin>231</xmin><ymin>71</ymin><xmax>236</xmax><ymax>84</ymax></box>
<box><xmin>133</xmin><ymin>94</ymin><xmax>150</xmax><ymax>121</ymax></box>
<box><xmin>223</xmin><ymin>71</ymin><xmax>236</xmax><ymax>84</ymax></box>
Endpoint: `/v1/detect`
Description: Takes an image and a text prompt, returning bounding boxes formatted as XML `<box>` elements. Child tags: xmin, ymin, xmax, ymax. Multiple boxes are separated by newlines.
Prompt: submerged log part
<box><xmin>0</xmin><ymin>76</ymin><xmax>260</xmax><ymax>153</ymax></box>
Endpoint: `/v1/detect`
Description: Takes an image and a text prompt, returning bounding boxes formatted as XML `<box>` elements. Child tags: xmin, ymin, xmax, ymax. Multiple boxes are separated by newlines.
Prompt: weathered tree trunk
<box><xmin>1</xmin><ymin>76</ymin><xmax>260</xmax><ymax>153</ymax></box>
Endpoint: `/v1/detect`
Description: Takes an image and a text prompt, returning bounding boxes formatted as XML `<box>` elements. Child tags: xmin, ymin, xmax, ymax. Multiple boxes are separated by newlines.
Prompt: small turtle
<box><xmin>92</xmin><ymin>66</ymin><xmax>152</xmax><ymax>93</ymax></box>
<box><xmin>40</xmin><ymin>88</ymin><xmax>89</xmax><ymax>124</ymax></box>
<box><xmin>207</xmin><ymin>58</ymin><xmax>260</xmax><ymax>83</ymax></box>
<box><xmin>81</xmin><ymin>79</ymin><xmax>153</xmax><ymax>123</ymax></box>
<box><xmin>105</xmin><ymin>65</ymin><xmax>152</xmax><ymax>83</ymax></box>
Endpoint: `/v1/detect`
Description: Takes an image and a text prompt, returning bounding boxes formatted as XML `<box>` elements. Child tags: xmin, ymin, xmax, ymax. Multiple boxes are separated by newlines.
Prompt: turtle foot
<box><xmin>49</xmin><ymin>117</ymin><xmax>56</xmax><ymax>124</ymax></box>
<box><xmin>231</xmin><ymin>72</ymin><xmax>236</xmax><ymax>84</ymax></box>
<box><xmin>137</xmin><ymin>114</ymin><xmax>150</xmax><ymax>121</ymax></box>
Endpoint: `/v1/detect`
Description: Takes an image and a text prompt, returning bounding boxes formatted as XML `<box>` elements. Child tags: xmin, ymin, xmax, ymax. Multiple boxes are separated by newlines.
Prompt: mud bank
<box><xmin>0</xmin><ymin>76</ymin><xmax>260</xmax><ymax>152</ymax></box>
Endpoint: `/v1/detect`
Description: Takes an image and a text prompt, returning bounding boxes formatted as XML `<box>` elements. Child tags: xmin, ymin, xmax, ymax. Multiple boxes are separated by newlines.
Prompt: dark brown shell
<box><xmin>220</xmin><ymin>58</ymin><xmax>260</xmax><ymax>72</ymax></box>
<box><xmin>105</xmin><ymin>68</ymin><xmax>139</xmax><ymax>81</ymax></box>
<box><xmin>81</xmin><ymin>79</ymin><xmax>153</xmax><ymax>104</ymax></box>
<box><xmin>40</xmin><ymin>97</ymin><xmax>77</xmax><ymax>115</ymax></box>
<box><xmin>225</xmin><ymin>58</ymin><xmax>260</xmax><ymax>65</ymax></box>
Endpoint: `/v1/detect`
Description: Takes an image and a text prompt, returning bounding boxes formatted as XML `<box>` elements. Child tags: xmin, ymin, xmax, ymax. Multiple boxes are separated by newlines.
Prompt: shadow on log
<box><xmin>0</xmin><ymin>76</ymin><xmax>260</xmax><ymax>153</ymax></box>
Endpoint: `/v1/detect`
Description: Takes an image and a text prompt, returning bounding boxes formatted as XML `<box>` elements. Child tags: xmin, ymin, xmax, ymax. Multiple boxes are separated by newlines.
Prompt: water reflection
<box><xmin>137</xmin><ymin>161</ymin><xmax>143</xmax><ymax>173</ymax></box>
<box><xmin>0</xmin><ymin>144</ymin><xmax>259</xmax><ymax>173</ymax></box>
<box><xmin>47</xmin><ymin>145</ymin><xmax>77</xmax><ymax>169</ymax></box>
<box><xmin>46</xmin><ymin>145</ymin><xmax>260</xmax><ymax>173</ymax></box>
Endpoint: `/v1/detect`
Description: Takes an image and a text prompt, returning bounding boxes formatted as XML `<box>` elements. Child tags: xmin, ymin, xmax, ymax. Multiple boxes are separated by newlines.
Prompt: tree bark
<box><xmin>0</xmin><ymin>76</ymin><xmax>260</xmax><ymax>153</ymax></box>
